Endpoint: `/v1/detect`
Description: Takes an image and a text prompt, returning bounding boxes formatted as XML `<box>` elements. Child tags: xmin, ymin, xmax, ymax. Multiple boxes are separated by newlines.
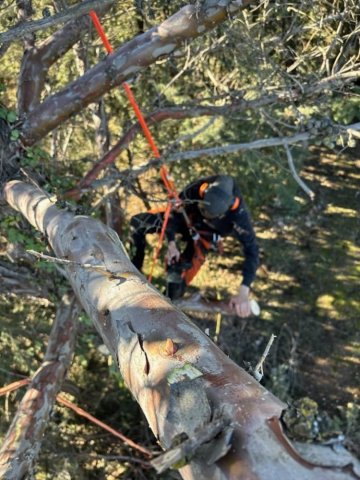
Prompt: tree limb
<box><xmin>17</xmin><ymin>2</ymin><xmax>112</xmax><ymax>114</ymax></box>
<box><xmin>20</xmin><ymin>0</ymin><xmax>254</xmax><ymax>145</ymax></box>
<box><xmin>0</xmin><ymin>294</ymin><xmax>78</xmax><ymax>479</ymax></box>
<box><xmin>65</xmin><ymin>70</ymin><xmax>360</xmax><ymax>198</ymax></box>
<box><xmin>0</xmin><ymin>0</ymin><xmax>114</xmax><ymax>45</ymax></box>
<box><xmin>3</xmin><ymin>179</ymin><xmax>358</xmax><ymax>480</ymax></box>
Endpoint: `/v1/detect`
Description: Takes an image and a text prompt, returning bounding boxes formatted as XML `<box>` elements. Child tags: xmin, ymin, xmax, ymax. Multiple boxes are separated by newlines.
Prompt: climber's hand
<box><xmin>166</xmin><ymin>241</ymin><xmax>180</xmax><ymax>265</ymax></box>
<box><xmin>229</xmin><ymin>285</ymin><xmax>251</xmax><ymax>318</ymax></box>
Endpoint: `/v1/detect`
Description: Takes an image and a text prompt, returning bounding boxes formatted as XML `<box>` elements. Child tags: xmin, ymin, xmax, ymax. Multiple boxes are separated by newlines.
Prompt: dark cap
<box><xmin>201</xmin><ymin>176</ymin><xmax>235</xmax><ymax>218</ymax></box>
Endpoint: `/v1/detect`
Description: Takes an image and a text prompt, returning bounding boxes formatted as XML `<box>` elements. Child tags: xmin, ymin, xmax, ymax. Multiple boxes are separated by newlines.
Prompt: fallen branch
<box><xmin>252</xmin><ymin>333</ymin><xmax>276</xmax><ymax>382</ymax></box>
<box><xmin>0</xmin><ymin>294</ymin><xmax>78</xmax><ymax>479</ymax></box>
<box><xmin>3</xmin><ymin>180</ymin><xmax>359</xmax><ymax>480</ymax></box>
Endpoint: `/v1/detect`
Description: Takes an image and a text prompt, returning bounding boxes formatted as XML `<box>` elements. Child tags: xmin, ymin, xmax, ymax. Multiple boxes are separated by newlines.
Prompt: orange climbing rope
<box><xmin>89</xmin><ymin>10</ymin><xmax>178</xmax><ymax>280</ymax></box>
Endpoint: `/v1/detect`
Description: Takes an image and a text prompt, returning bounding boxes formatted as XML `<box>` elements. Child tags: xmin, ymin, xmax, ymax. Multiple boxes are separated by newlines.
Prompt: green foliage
<box><xmin>0</xmin><ymin>214</ymin><xmax>44</xmax><ymax>252</ymax></box>
<box><xmin>0</xmin><ymin>0</ymin><xmax>359</xmax><ymax>477</ymax></box>
<box><xmin>332</xmin><ymin>89</ymin><xmax>360</xmax><ymax>125</ymax></box>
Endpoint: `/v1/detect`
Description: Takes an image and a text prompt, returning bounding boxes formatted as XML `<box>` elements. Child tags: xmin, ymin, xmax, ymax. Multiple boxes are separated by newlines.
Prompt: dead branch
<box><xmin>174</xmin><ymin>293</ymin><xmax>236</xmax><ymax>316</ymax></box>
<box><xmin>0</xmin><ymin>0</ymin><xmax>114</xmax><ymax>45</ymax></box>
<box><xmin>66</xmin><ymin>70</ymin><xmax>360</xmax><ymax>198</ymax></box>
<box><xmin>3</xmin><ymin>179</ymin><xmax>358</xmax><ymax>480</ymax></box>
<box><xmin>284</xmin><ymin>145</ymin><xmax>315</xmax><ymax>200</ymax></box>
<box><xmin>0</xmin><ymin>294</ymin><xmax>78</xmax><ymax>479</ymax></box>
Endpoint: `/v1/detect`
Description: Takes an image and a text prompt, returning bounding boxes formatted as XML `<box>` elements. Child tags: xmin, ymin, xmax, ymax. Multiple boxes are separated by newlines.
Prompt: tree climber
<box><xmin>130</xmin><ymin>175</ymin><xmax>259</xmax><ymax>317</ymax></box>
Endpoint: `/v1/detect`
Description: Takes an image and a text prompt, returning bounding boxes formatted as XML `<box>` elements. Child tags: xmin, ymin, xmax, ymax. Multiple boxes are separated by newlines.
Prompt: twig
<box><xmin>27</xmin><ymin>249</ymin><xmax>107</xmax><ymax>273</ymax></box>
<box><xmin>252</xmin><ymin>333</ymin><xmax>276</xmax><ymax>382</ymax></box>
<box><xmin>0</xmin><ymin>378</ymin><xmax>30</xmax><ymax>396</ymax></box>
<box><xmin>27</xmin><ymin>250</ymin><xmax>138</xmax><ymax>284</ymax></box>
<box><xmin>214</xmin><ymin>312</ymin><xmax>222</xmax><ymax>343</ymax></box>
<box><xmin>284</xmin><ymin>144</ymin><xmax>315</xmax><ymax>200</ymax></box>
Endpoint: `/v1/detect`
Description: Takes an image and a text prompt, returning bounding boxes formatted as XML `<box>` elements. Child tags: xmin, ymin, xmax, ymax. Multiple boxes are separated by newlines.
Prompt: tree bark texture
<box><xmin>17</xmin><ymin>2</ymin><xmax>112</xmax><ymax>114</ymax></box>
<box><xmin>3</xmin><ymin>180</ymin><xmax>358</xmax><ymax>480</ymax></box>
<box><xmin>20</xmin><ymin>0</ymin><xmax>253</xmax><ymax>145</ymax></box>
<box><xmin>0</xmin><ymin>294</ymin><xmax>78</xmax><ymax>479</ymax></box>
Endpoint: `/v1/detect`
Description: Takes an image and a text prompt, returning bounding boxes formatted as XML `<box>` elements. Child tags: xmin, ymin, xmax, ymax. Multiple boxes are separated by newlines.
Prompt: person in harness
<box><xmin>129</xmin><ymin>175</ymin><xmax>259</xmax><ymax>317</ymax></box>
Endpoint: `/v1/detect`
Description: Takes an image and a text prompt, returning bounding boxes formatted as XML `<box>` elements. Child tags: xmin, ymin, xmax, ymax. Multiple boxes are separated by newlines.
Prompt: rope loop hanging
<box><xmin>89</xmin><ymin>10</ymin><xmax>177</xmax><ymax>280</ymax></box>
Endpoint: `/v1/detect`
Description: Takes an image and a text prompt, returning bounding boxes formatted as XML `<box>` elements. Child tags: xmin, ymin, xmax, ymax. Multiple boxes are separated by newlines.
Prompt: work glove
<box><xmin>229</xmin><ymin>284</ymin><xmax>252</xmax><ymax>318</ymax></box>
<box><xmin>166</xmin><ymin>240</ymin><xmax>180</xmax><ymax>265</ymax></box>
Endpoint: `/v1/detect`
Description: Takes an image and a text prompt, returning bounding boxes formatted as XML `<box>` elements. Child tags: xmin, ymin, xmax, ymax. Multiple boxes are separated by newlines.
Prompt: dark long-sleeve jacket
<box><xmin>165</xmin><ymin>175</ymin><xmax>259</xmax><ymax>287</ymax></box>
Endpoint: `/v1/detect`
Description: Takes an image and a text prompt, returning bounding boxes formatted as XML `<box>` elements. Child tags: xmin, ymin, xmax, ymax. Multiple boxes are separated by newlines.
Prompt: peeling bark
<box><xmin>3</xmin><ymin>180</ymin><xmax>358</xmax><ymax>480</ymax></box>
<box><xmin>20</xmin><ymin>0</ymin><xmax>253</xmax><ymax>145</ymax></box>
<box><xmin>0</xmin><ymin>294</ymin><xmax>78</xmax><ymax>479</ymax></box>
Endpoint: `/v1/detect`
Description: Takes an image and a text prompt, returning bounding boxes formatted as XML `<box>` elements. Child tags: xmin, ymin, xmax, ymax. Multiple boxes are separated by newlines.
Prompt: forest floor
<box><xmin>184</xmin><ymin>147</ymin><xmax>360</xmax><ymax>449</ymax></box>
<box><xmin>1</xmin><ymin>148</ymin><xmax>359</xmax><ymax>479</ymax></box>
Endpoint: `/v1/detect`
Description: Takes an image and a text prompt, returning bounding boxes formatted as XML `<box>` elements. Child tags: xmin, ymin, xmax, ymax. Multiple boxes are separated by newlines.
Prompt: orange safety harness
<box><xmin>89</xmin><ymin>11</ymin><xmax>215</xmax><ymax>284</ymax></box>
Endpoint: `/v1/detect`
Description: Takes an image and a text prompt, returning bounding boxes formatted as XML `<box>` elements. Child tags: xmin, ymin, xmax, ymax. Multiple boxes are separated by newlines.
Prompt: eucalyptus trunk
<box><xmin>3</xmin><ymin>180</ymin><xmax>357</xmax><ymax>480</ymax></box>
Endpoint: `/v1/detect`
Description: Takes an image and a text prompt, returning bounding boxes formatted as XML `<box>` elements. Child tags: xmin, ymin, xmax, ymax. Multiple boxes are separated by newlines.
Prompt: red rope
<box><xmin>0</xmin><ymin>378</ymin><xmax>152</xmax><ymax>457</ymax></box>
<box><xmin>89</xmin><ymin>10</ymin><xmax>178</xmax><ymax>280</ymax></box>
<box><xmin>89</xmin><ymin>10</ymin><xmax>161</xmax><ymax>160</ymax></box>
<box><xmin>89</xmin><ymin>10</ymin><xmax>113</xmax><ymax>54</ymax></box>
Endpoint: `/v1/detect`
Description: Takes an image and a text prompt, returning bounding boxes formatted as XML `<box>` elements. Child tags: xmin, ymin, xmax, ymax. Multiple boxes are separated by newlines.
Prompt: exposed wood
<box><xmin>0</xmin><ymin>294</ymin><xmax>78</xmax><ymax>480</ymax></box>
<box><xmin>3</xmin><ymin>179</ymin><xmax>358</xmax><ymax>480</ymax></box>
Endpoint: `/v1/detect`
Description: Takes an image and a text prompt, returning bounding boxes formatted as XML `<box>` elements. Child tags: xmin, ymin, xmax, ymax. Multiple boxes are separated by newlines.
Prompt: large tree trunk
<box><xmin>3</xmin><ymin>180</ymin><xmax>358</xmax><ymax>480</ymax></box>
